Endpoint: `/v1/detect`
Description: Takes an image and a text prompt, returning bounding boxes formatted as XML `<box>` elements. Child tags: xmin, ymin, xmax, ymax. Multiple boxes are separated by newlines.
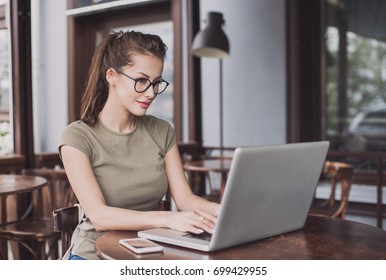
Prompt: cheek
<box><xmin>116</xmin><ymin>86</ymin><xmax>136</xmax><ymax>102</ymax></box>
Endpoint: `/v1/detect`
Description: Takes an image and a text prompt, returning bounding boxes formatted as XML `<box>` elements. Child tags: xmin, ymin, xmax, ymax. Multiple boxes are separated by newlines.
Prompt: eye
<box><xmin>136</xmin><ymin>78</ymin><xmax>149</xmax><ymax>85</ymax></box>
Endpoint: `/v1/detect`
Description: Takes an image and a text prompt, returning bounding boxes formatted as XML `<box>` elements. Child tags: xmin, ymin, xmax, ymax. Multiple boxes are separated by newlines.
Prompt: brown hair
<box><xmin>80</xmin><ymin>30</ymin><xmax>168</xmax><ymax>126</ymax></box>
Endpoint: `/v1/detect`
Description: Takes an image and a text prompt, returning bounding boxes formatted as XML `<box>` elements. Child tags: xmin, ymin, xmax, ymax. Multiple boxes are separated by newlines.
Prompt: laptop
<box><xmin>138</xmin><ymin>141</ymin><xmax>330</xmax><ymax>252</ymax></box>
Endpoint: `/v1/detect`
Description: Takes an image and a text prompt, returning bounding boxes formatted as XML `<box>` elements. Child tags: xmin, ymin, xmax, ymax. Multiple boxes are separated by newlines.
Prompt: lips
<box><xmin>137</xmin><ymin>101</ymin><xmax>150</xmax><ymax>109</ymax></box>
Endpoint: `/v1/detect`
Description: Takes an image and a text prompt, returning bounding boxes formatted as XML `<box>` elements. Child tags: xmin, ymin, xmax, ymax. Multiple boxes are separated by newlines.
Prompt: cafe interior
<box><xmin>0</xmin><ymin>0</ymin><xmax>385</xmax><ymax>260</ymax></box>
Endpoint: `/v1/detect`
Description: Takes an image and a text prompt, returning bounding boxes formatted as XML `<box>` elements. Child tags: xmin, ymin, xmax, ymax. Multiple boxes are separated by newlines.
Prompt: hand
<box><xmin>202</xmin><ymin>201</ymin><xmax>220</xmax><ymax>218</ymax></box>
<box><xmin>193</xmin><ymin>201</ymin><xmax>220</xmax><ymax>230</ymax></box>
<box><xmin>194</xmin><ymin>208</ymin><xmax>217</xmax><ymax>233</ymax></box>
<box><xmin>166</xmin><ymin>210</ymin><xmax>217</xmax><ymax>234</ymax></box>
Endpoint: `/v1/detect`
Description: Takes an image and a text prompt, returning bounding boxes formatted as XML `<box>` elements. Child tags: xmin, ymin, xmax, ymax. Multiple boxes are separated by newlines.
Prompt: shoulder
<box><xmin>141</xmin><ymin>115</ymin><xmax>174</xmax><ymax>133</ymax></box>
<box><xmin>66</xmin><ymin>120</ymin><xmax>89</xmax><ymax>130</ymax></box>
<box><xmin>61</xmin><ymin>120</ymin><xmax>89</xmax><ymax>137</ymax></box>
<box><xmin>61</xmin><ymin>120</ymin><xmax>97</xmax><ymax>145</ymax></box>
<box><xmin>60</xmin><ymin>121</ymin><xmax>94</xmax><ymax>158</ymax></box>
<box><xmin>141</xmin><ymin>115</ymin><xmax>176</xmax><ymax>154</ymax></box>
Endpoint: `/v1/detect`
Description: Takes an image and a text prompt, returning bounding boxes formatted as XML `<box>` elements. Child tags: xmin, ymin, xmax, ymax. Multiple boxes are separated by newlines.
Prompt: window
<box><xmin>324</xmin><ymin>1</ymin><xmax>386</xmax><ymax>152</ymax></box>
<box><xmin>70</xmin><ymin>0</ymin><xmax>127</xmax><ymax>9</ymax></box>
<box><xmin>0</xmin><ymin>0</ymin><xmax>13</xmax><ymax>155</ymax></box>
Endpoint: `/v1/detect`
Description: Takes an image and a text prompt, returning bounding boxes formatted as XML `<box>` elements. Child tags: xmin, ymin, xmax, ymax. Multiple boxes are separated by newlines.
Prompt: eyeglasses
<box><xmin>117</xmin><ymin>71</ymin><xmax>169</xmax><ymax>95</ymax></box>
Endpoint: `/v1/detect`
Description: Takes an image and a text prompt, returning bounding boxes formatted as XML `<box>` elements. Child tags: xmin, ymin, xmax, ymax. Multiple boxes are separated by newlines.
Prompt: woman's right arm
<box><xmin>60</xmin><ymin>145</ymin><xmax>108</xmax><ymax>222</ymax></box>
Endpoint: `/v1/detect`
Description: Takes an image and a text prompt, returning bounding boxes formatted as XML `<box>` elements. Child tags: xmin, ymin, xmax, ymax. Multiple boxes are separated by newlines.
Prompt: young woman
<box><xmin>59</xmin><ymin>30</ymin><xmax>219</xmax><ymax>260</ymax></box>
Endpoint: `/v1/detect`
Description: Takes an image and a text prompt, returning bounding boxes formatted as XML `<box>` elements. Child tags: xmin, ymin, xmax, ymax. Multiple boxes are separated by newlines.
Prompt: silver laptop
<box><xmin>138</xmin><ymin>141</ymin><xmax>330</xmax><ymax>252</ymax></box>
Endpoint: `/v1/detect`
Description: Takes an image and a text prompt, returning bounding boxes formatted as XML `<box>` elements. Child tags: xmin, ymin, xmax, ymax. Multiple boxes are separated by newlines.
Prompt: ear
<box><xmin>105</xmin><ymin>68</ymin><xmax>117</xmax><ymax>85</ymax></box>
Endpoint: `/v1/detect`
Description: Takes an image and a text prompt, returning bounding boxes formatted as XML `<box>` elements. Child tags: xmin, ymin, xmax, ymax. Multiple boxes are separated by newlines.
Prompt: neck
<box><xmin>99</xmin><ymin>107</ymin><xmax>137</xmax><ymax>133</ymax></box>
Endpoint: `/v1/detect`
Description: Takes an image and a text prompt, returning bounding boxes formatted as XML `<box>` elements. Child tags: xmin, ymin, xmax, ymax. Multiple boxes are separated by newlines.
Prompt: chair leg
<box><xmin>321</xmin><ymin>177</ymin><xmax>337</xmax><ymax>207</ymax></box>
<box><xmin>45</xmin><ymin>238</ymin><xmax>60</xmax><ymax>259</ymax></box>
<box><xmin>330</xmin><ymin>178</ymin><xmax>352</xmax><ymax>219</ymax></box>
<box><xmin>3</xmin><ymin>238</ymin><xmax>57</xmax><ymax>260</ymax></box>
<box><xmin>38</xmin><ymin>241</ymin><xmax>46</xmax><ymax>259</ymax></box>
<box><xmin>339</xmin><ymin>179</ymin><xmax>352</xmax><ymax>219</ymax></box>
<box><xmin>0</xmin><ymin>238</ymin><xmax>8</xmax><ymax>259</ymax></box>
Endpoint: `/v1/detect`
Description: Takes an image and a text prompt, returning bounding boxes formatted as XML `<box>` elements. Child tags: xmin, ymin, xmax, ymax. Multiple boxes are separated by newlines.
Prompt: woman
<box><xmin>59</xmin><ymin>30</ymin><xmax>219</xmax><ymax>260</ymax></box>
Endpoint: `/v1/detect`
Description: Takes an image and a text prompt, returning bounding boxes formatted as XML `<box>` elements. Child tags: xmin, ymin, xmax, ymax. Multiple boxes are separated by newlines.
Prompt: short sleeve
<box><xmin>59</xmin><ymin>121</ymin><xmax>93</xmax><ymax>159</ymax></box>
<box><xmin>164</xmin><ymin>121</ymin><xmax>176</xmax><ymax>153</ymax></box>
<box><xmin>142</xmin><ymin>115</ymin><xmax>176</xmax><ymax>157</ymax></box>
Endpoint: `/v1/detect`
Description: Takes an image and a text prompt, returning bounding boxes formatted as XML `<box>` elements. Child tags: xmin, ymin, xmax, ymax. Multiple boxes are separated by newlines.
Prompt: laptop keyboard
<box><xmin>185</xmin><ymin>231</ymin><xmax>212</xmax><ymax>241</ymax></box>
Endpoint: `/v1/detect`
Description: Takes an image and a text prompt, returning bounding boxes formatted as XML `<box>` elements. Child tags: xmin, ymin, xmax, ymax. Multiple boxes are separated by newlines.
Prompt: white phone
<box><xmin>119</xmin><ymin>237</ymin><xmax>164</xmax><ymax>254</ymax></box>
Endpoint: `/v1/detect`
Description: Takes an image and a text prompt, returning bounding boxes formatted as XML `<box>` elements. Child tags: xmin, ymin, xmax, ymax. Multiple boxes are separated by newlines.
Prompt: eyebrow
<box><xmin>136</xmin><ymin>72</ymin><xmax>162</xmax><ymax>81</ymax></box>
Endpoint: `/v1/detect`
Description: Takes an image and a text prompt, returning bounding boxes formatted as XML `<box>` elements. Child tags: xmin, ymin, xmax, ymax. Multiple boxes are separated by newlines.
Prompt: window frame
<box><xmin>285</xmin><ymin>0</ymin><xmax>324</xmax><ymax>143</ymax></box>
<box><xmin>8</xmin><ymin>0</ymin><xmax>34</xmax><ymax>167</ymax></box>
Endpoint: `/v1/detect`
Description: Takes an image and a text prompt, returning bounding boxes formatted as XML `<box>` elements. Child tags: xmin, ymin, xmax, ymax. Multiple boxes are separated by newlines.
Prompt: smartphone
<box><xmin>119</xmin><ymin>238</ymin><xmax>164</xmax><ymax>254</ymax></box>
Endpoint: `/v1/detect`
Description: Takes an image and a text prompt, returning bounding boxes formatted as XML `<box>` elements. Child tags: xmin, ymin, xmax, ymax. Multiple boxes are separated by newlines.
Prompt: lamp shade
<box><xmin>192</xmin><ymin>12</ymin><xmax>230</xmax><ymax>58</ymax></box>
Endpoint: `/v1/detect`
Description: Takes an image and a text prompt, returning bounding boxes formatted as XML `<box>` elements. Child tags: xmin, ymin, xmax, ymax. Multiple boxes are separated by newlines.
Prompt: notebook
<box><xmin>138</xmin><ymin>141</ymin><xmax>330</xmax><ymax>252</ymax></box>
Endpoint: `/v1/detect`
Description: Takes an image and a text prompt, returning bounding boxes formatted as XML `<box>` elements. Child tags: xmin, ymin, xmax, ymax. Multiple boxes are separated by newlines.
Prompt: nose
<box><xmin>143</xmin><ymin>85</ymin><xmax>157</xmax><ymax>99</ymax></box>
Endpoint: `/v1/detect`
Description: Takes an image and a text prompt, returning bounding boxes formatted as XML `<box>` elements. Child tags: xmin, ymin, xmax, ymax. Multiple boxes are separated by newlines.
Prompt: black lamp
<box><xmin>192</xmin><ymin>12</ymin><xmax>230</xmax><ymax>154</ymax></box>
<box><xmin>192</xmin><ymin>12</ymin><xmax>229</xmax><ymax>58</ymax></box>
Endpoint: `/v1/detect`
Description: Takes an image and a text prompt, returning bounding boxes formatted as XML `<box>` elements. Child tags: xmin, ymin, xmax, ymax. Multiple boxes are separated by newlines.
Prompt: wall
<box><xmin>199</xmin><ymin>0</ymin><xmax>286</xmax><ymax>147</ymax></box>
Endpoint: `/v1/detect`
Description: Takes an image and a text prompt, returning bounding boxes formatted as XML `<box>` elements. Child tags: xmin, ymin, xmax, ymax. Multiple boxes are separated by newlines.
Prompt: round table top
<box><xmin>0</xmin><ymin>174</ymin><xmax>48</xmax><ymax>196</ymax></box>
<box><xmin>24</xmin><ymin>168</ymin><xmax>68</xmax><ymax>180</ymax></box>
<box><xmin>183</xmin><ymin>158</ymin><xmax>232</xmax><ymax>173</ymax></box>
<box><xmin>95</xmin><ymin>216</ymin><xmax>386</xmax><ymax>260</ymax></box>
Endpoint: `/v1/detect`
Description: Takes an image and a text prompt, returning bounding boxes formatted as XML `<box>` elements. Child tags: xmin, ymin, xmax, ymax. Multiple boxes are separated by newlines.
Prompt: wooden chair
<box><xmin>309</xmin><ymin>161</ymin><xmax>354</xmax><ymax>219</ymax></box>
<box><xmin>53</xmin><ymin>205</ymin><xmax>79</xmax><ymax>258</ymax></box>
<box><xmin>183</xmin><ymin>146</ymin><xmax>234</xmax><ymax>202</ymax></box>
<box><xmin>0</xmin><ymin>168</ymin><xmax>77</xmax><ymax>259</ymax></box>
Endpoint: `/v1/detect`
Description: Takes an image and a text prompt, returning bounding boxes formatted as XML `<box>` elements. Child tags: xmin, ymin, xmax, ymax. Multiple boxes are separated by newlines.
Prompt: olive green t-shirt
<box><xmin>59</xmin><ymin>115</ymin><xmax>176</xmax><ymax>259</ymax></box>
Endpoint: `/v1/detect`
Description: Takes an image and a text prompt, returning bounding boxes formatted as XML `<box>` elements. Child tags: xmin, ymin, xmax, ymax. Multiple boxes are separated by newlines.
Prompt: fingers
<box><xmin>191</xmin><ymin>210</ymin><xmax>216</xmax><ymax>234</ymax></box>
<box><xmin>182</xmin><ymin>213</ymin><xmax>207</xmax><ymax>234</ymax></box>
<box><xmin>181</xmin><ymin>211</ymin><xmax>215</xmax><ymax>234</ymax></box>
<box><xmin>195</xmin><ymin>209</ymin><xmax>217</xmax><ymax>225</ymax></box>
<box><xmin>200</xmin><ymin>218</ymin><xmax>215</xmax><ymax>234</ymax></box>
<box><xmin>169</xmin><ymin>210</ymin><xmax>218</xmax><ymax>234</ymax></box>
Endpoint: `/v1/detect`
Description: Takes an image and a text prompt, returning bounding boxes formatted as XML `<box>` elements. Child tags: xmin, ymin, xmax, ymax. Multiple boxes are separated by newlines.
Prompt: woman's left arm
<box><xmin>164</xmin><ymin>143</ymin><xmax>220</xmax><ymax>218</ymax></box>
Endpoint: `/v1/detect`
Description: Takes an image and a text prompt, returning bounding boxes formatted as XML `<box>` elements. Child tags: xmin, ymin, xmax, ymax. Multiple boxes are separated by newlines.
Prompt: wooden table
<box><xmin>0</xmin><ymin>174</ymin><xmax>48</xmax><ymax>223</ymax></box>
<box><xmin>183</xmin><ymin>158</ymin><xmax>232</xmax><ymax>199</ymax></box>
<box><xmin>95</xmin><ymin>215</ymin><xmax>386</xmax><ymax>260</ymax></box>
<box><xmin>0</xmin><ymin>174</ymin><xmax>48</xmax><ymax>259</ymax></box>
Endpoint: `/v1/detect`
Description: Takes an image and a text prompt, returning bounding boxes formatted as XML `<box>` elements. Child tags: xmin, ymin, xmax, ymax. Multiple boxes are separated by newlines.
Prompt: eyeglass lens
<box><xmin>135</xmin><ymin>78</ymin><xmax>168</xmax><ymax>94</ymax></box>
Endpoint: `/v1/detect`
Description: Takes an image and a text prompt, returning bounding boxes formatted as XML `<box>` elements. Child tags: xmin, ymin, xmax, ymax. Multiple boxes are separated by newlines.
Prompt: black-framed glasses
<box><xmin>117</xmin><ymin>71</ymin><xmax>169</xmax><ymax>95</ymax></box>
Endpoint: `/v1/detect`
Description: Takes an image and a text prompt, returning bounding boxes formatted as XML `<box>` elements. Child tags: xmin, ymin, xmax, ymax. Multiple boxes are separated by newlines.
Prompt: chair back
<box><xmin>53</xmin><ymin>206</ymin><xmax>79</xmax><ymax>258</ymax></box>
<box><xmin>22</xmin><ymin>168</ymin><xmax>77</xmax><ymax>218</ymax></box>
